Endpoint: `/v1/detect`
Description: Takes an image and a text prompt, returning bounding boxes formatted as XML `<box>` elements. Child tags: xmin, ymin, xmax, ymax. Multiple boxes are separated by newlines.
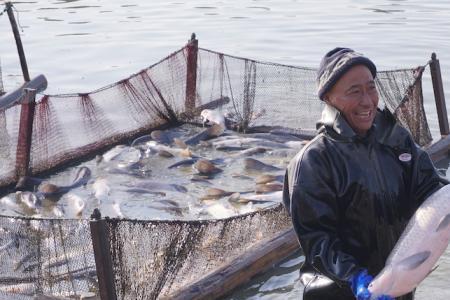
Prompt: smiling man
<box><xmin>282</xmin><ymin>48</ymin><xmax>447</xmax><ymax>300</ymax></box>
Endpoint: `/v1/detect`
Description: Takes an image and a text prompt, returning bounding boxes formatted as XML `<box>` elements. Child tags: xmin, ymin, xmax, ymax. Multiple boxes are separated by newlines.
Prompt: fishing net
<box><xmin>0</xmin><ymin>40</ymin><xmax>434</xmax><ymax>299</ymax></box>
<box><xmin>106</xmin><ymin>204</ymin><xmax>290</xmax><ymax>299</ymax></box>
<box><xmin>0</xmin><ymin>216</ymin><xmax>95</xmax><ymax>299</ymax></box>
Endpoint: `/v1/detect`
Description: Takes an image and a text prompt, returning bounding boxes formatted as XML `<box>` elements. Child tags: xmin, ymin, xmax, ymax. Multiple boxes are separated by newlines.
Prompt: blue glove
<box><xmin>350</xmin><ymin>269</ymin><xmax>393</xmax><ymax>300</ymax></box>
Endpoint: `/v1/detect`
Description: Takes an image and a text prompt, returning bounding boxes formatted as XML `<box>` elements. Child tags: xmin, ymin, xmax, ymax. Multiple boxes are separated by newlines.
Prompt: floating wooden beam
<box><xmin>427</xmin><ymin>134</ymin><xmax>450</xmax><ymax>162</ymax></box>
<box><xmin>167</xmin><ymin>228</ymin><xmax>300</xmax><ymax>300</ymax></box>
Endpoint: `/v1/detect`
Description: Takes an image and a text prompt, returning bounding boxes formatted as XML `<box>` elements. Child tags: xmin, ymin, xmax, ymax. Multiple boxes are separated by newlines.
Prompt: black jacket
<box><xmin>283</xmin><ymin>104</ymin><xmax>447</xmax><ymax>299</ymax></box>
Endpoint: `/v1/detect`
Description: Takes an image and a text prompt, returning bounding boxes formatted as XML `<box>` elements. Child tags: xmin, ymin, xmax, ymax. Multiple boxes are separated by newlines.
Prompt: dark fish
<box><xmin>184</xmin><ymin>123</ymin><xmax>224</xmax><ymax>145</ymax></box>
<box><xmin>132</xmin><ymin>180</ymin><xmax>188</xmax><ymax>193</ymax></box>
<box><xmin>168</xmin><ymin>158</ymin><xmax>199</xmax><ymax>169</ymax></box>
<box><xmin>200</xmin><ymin>188</ymin><xmax>234</xmax><ymax>200</ymax></box>
<box><xmin>168</xmin><ymin>157</ymin><xmax>224</xmax><ymax>169</ymax></box>
<box><xmin>243</xmin><ymin>158</ymin><xmax>281</xmax><ymax>172</ymax></box>
<box><xmin>231</xmin><ymin>173</ymin><xmax>254</xmax><ymax>180</ymax></box>
<box><xmin>228</xmin><ymin>191</ymin><xmax>280</xmax><ymax>204</ymax></box>
<box><xmin>231</xmin><ymin>146</ymin><xmax>267</xmax><ymax>157</ymax></box>
<box><xmin>194</xmin><ymin>159</ymin><xmax>223</xmax><ymax>175</ymax></box>
<box><xmin>215</xmin><ymin>145</ymin><xmax>248</xmax><ymax>151</ymax></box>
<box><xmin>148</xmin><ymin>199</ymin><xmax>186</xmax><ymax>216</ymax></box>
<box><xmin>246</xmin><ymin>132</ymin><xmax>302</xmax><ymax>143</ymax></box>
<box><xmin>151</xmin><ymin>130</ymin><xmax>174</xmax><ymax>145</ymax></box>
<box><xmin>255</xmin><ymin>182</ymin><xmax>283</xmax><ymax>193</ymax></box>
<box><xmin>158</xmin><ymin>150</ymin><xmax>174</xmax><ymax>158</ymax></box>
<box><xmin>190</xmin><ymin>174</ymin><xmax>213</xmax><ymax>184</ymax></box>
<box><xmin>37</xmin><ymin>166</ymin><xmax>92</xmax><ymax>199</ymax></box>
<box><xmin>269</xmin><ymin>127</ymin><xmax>317</xmax><ymax>140</ymax></box>
<box><xmin>124</xmin><ymin>188</ymin><xmax>166</xmax><ymax>196</ymax></box>
<box><xmin>255</xmin><ymin>174</ymin><xmax>284</xmax><ymax>184</ymax></box>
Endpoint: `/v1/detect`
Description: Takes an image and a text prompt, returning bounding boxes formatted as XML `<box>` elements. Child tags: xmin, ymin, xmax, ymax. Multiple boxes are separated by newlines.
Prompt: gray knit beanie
<box><xmin>317</xmin><ymin>47</ymin><xmax>377</xmax><ymax>100</ymax></box>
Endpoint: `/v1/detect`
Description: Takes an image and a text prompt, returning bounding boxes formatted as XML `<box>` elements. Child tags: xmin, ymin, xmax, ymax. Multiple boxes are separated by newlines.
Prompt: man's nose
<box><xmin>360</xmin><ymin>89</ymin><xmax>374</xmax><ymax>106</ymax></box>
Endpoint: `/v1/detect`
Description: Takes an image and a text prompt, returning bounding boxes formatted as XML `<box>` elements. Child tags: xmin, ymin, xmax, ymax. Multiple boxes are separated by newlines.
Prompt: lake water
<box><xmin>1</xmin><ymin>0</ymin><xmax>450</xmax><ymax>299</ymax></box>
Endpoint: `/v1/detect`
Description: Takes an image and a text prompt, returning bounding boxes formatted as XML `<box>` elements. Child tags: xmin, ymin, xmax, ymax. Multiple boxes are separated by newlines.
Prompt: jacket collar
<box><xmin>316</xmin><ymin>104</ymin><xmax>361</xmax><ymax>139</ymax></box>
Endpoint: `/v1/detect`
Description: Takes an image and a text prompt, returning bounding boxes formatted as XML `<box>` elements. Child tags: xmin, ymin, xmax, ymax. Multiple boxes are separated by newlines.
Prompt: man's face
<box><xmin>324</xmin><ymin>65</ymin><xmax>379</xmax><ymax>136</ymax></box>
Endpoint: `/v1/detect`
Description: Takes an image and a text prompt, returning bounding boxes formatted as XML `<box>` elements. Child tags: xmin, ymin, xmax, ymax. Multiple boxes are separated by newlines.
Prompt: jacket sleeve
<box><xmin>284</xmin><ymin>146</ymin><xmax>361</xmax><ymax>286</ymax></box>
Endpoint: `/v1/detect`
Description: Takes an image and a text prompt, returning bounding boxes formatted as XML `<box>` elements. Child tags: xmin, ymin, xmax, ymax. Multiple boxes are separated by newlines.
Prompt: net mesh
<box><xmin>0</xmin><ymin>46</ymin><xmax>432</xmax><ymax>187</ymax></box>
<box><xmin>0</xmin><ymin>217</ymin><xmax>95</xmax><ymax>299</ymax></box>
<box><xmin>0</xmin><ymin>43</ymin><xmax>434</xmax><ymax>298</ymax></box>
<box><xmin>106</xmin><ymin>204</ymin><xmax>290</xmax><ymax>299</ymax></box>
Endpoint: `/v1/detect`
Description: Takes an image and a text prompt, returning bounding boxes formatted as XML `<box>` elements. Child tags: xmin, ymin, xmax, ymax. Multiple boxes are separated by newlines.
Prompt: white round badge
<box><xmin>398</xmin><ymin>153</ymin><xmax>412</xmax><ymax>162</ymax></box>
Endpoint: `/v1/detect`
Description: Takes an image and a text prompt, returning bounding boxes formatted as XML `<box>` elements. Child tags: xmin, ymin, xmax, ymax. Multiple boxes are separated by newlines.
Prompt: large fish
<box><xmin>37</xmin><ymin>166</ymin><xmax>92</xmax><ymax>198</ymax></box>
<box><xmin>183</xmin><ymin>123</ymin><xmax>224</xmax><ymax>146</ymax></box>
<box><xmin>368</xmin><ymin>184</ymin><xmax>450</xmax><ymax>299</ymax></box>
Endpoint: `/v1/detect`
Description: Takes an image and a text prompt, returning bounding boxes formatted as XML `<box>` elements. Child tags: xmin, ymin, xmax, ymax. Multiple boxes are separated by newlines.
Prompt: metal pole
<box><xmin>429</xmin><ymin>53</ymin><xmax>450</xmax><ymax>137</ymax></box>
<box><xmin>185</xmin><ymin>33</ymin><xmax>198</xmax><ymax>112</ymax></box>
<box><xmin>14</xmin><ymin>88</ymin><xmax>36</xmax><ymax>178</ymax></box>
<box><xmin>90</xmin><ymin>209</ymin><xmax>117</xmax><ymax>300</ymax></box>
<box><xmin>5</xmin><ymin>2</ymin><xmax>31</xmax><ymax>82</ymax></box>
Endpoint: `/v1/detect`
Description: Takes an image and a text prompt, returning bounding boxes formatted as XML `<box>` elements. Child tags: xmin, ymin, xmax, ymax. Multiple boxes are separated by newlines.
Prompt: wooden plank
<box><xmin>0</xmin><ymin>74</ymin><xmax>47</xmax><ymax>110</ymax></box>
<box><xmin>167</xmin><ymin>227</ymin><xmax>299</xmax><ymax>300</ymax></box>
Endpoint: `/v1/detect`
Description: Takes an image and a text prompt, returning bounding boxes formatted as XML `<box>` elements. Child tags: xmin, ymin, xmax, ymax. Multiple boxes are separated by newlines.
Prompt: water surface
<box><xmin>1</xmin><ymin>0</ymin><xmax>449</xmax><ymax>139</ymax></box>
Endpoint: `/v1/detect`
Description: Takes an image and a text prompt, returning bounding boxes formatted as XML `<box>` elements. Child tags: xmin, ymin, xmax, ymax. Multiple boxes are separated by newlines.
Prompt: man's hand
<box><xmin>350</xmin><ymin>269</ymin><xmax>393</xmax><ymax>300</ymax></box>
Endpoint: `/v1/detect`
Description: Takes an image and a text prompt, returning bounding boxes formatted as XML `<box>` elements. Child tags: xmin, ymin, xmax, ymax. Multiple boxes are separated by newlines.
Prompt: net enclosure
<box><xmin>0</xmin><ymin>34</ymin><xmax>438</xmax><ymax>299</ymax></box>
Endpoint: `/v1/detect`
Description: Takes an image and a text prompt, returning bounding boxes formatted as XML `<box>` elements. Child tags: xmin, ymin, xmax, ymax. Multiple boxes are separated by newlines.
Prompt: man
<box><xmin>282</xmin><ymin>48</ymin><xmax>447</xmax><ymax>300</ymax></box>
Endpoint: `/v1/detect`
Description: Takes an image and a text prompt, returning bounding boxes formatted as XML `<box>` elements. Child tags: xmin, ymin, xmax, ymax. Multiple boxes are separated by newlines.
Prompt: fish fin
<box><xmin>436</xmin><ymin>214</ymin><xmax>450</xmax><ymax>232</ymax></box>
<box><xmin>398</xmin><ymin>251</ymin><xmax>431</xmax><ymax>270</ymax></box>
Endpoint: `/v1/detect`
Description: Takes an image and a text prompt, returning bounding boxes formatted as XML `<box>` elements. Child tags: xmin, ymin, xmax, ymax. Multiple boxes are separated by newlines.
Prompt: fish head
<box><xmin>368</xmin><ymin>267</ymin><xmax>394</xmax><ymax>299</ymax></box>
<box><xmin>200</xmin><ymin>109</ymin><xmax>211</xmax><ymax>126</ymax></box>
<box><xmin>16</xmin><ymin>191</ymin><xmax>41</xmax><ymax>211</ymax></box>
